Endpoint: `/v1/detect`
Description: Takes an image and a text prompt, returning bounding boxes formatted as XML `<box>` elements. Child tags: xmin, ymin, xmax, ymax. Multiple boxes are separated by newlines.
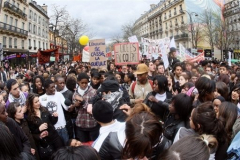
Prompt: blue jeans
<box><xmin>56</xmin><ymin>127</ymin><xmax>69</xmax><ymax>145</ymax></box>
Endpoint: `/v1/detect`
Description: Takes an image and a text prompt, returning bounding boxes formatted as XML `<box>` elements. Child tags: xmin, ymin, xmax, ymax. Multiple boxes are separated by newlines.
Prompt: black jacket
<box><xmin>27</xmin><ymin>107</ymin><xmax>59</xmax><ymax>144</ymax></box>
<box><xmin>98</xmin><ymin>132</ymin><xmax>123</xmax><ymax>160</ymax></box>
<box><xmin>144</xmin><ymin>91</ymin><xmax>172</xmax><ymax>122</ymax></box>
<box><xmin>163</xmin><ymin>115</ymin><xmax>188</xmax><ymax>145</ymax></box>
<box><xmin>17</xmin><ymin>119</ymin><xmax>40</xmax><ymax>160</ymax></box>
<box><xmin>6</xmin><ymin>117</ymin><xmax>31</xmax><ymax>154</ymax></box>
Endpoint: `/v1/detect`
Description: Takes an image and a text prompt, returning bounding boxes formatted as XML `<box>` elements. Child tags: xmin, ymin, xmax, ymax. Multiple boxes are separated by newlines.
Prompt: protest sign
<box><xmin>114</xmin><ymin>42</ymin><xmax>139</xmax><ymax>65</ymax></box>
<box><xmin>89</xmin><ymin>39</ymin><xmax>107</xmax><ymax>68</ymax></box>
<box><xmin>179</xmin><ymin>43</ymin><xmax>194</xmax><ymax>61</ymax></box>
<box><xmin>128</xmin><ymin>35</ymin><xmax>139</xmax><ymax>43</ymax></box>
<box><xmin>82</xmin><ymin>47</ymin><xmax>90</xmax><ymax>62</ymax></box>
<box><xmin>141</xmin><ymin>37</ymin><xmax>170</xmax><ymax>60</ymax></box>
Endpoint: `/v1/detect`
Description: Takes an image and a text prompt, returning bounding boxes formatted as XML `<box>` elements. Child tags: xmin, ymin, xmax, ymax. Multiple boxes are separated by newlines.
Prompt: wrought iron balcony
<box><xmin>0</xmin><ymin>22</ymin><xmax>28</xmax><ymax>38</ymax></box>
<box><xmin>3</xmin><ymin>1</ymin><xmax>27</xmax><ymax>20</ymax></box>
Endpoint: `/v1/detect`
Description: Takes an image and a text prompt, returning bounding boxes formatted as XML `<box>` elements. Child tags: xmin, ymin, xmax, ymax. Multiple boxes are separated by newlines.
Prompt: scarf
<box><xmin>102</xmin><ymin>90</ymin><xmax>123</xmax><ymax>111</ymax></box>
<box><xmin>9</xmin><ymin>92</ymin><xmax>26</xmax><ymax>106</ymax></box>
<box><xmin>59</xmin><ymin>86</ymin><xmax>68</xmax><ymax>94</ymax></box>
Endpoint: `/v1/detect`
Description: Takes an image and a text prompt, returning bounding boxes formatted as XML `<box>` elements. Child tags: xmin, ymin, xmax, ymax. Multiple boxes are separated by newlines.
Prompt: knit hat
<box><xmin>77</xmin><ymin>73</ymin><xmax>89</xmax><ymax>81</ymax></box>
<box><xmin>98</xmin><ymin>80</ymin><xmax>119</xmax><ymax>93</ymax></box>
<box><xmin>170</xmin><ymin>47</ymin><xmax>176</xmax><ymax>52</ymax></box>
<box><xmin>7</xmin><ymin>79</ymin><xmax>17</xmax><ymax>91</ymax></box>
<box><xmin>213</xmin><ymin>96</ymin><xmax>225</xmax><ymax>102</ymax></box>
<box><xmin>92</xmin><ymin>100</ymin><xmax>113</xmax><ymax>123</ymax></box>
<box><xmin>134</xmin><ymin>63</ymin><xmax>148</xmax><ymax>75</ymax></box>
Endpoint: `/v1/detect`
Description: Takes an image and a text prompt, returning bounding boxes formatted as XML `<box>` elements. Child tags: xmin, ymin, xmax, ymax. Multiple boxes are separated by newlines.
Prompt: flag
<box><xmin>170</xmin><ymin>37</ymin><xmax>176</xmax><ymax>48</ymax></box>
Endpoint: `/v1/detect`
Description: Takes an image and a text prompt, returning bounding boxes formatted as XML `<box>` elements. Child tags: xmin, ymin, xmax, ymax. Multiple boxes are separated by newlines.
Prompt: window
<box><xmin>179</xmin><ymin>4</ymin><xmax>182</xmax><ymax>11</ymax></box>
<box><xmin>29</xmin><ymin>39</ymin><xmax>31</xmax><ymax>47</ymax></box>
<box><xmin>10</xmin><ymin>17</ymin><xmax>13</xmax><ymax>25</ymax></box>
<box><xmin>38</xmin><ymin>27</ymin><xmax>41</xmax><ymax>35</ymax></box>
<box><xmin>9</xmin><ymin>38</ymin><xmax>12</xmax><ymax>48</ymax></box>
<box><xmin>33</xmin><ymin>25</ymin><xmax>36</xmax><ymax>34</ymax></box>
<box><xmin>14</xmin><ymin>38</ymin><xmax>17</xmax><ymax>48</ymax></box>
<box><xmin>22</xmin><ymin>40</ymin><xmax>24</xmax><ymax>49</ymax></box>
<box><xmin>29</xmin><ymin>10</ymin><xmax>32</xmax><ymax>19</ymax></box>
<box><xmin>39</xmin><ymin>16</ymin><xmax>41</xmax><ymax>24</ymax></box>
<box><xmin>42</xmin><ymin>19</ymin><xmax>44</xmax><ymax>26</ymax></box>
<box><xmin>34</xmin><ymin>13</ymin><xmax>37</xmax><ymax>21</ymax></box>
<box><xmin>17</xmin><ymin>3</ymin><xmax>19</xmax><ymax>8</ymax></box>
<box><xmin>46</xmin><ymin>43</ymin><xmax>48</xmax><ymax>49</ymax></box>
<box><xmin>29</xmin><ymin>23</ymin><xmax>31</xmax><ymax>32</ymax></box>
<box><xmin>22</xmin><ymin>22</ymin><xmax>25</xmax><ymax>30</ymax></box>
<box><xmin>42</xmin><ymin>29</ymin><xmax>44</xmax><ymax>37</ymax></box>
<box><xmin>23</xmin><ymin>8</ymin><xmax>26</xmax><ymax>13</ymax></box>
<box><xmin>34</xmin><ymin>40</ymin><xmax>36</xmax><ymax>47</ymax></box>
<box><xmin>43</xmin><ymin>42</ymin><xmax>45</xmax><ymax>49</ymax></box>
<box><xmin>12</xmin><ymin>0</ymin><xmax>15</xmax><ymax>6</ymax></box>
<box><xmin>3</xmin><ymin>37</ymin><xmax>7</xmax><ymax>47</ymax></box>
<box><xmin>39</xmin><ymin>41</ymin><xmax>41</xmax><ymax>48</ymax></box>
<box><xmin>174</xmin><ymin>8</ymin><xmax>177</xmax><ymax>15</ymax></box>
<box><xmin>4</xmin><ymin>15</ymin><xmax>8</xmax><ymax>23</ymax></box>
<box><xmin>15</xmin><ymin>19</ymin><xmax>18</xmax><ymax>27</ymax></box>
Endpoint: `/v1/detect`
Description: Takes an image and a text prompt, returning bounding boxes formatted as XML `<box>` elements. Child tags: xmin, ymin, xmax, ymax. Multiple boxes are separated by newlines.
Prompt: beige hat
<box><xmin>134</xmin><ymin>63</ymin><xmax>149</xmax><ymax>75</ymax></box>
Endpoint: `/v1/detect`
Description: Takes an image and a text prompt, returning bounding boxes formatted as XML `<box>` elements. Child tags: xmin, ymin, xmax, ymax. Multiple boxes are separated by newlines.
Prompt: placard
<box><xmin>89</xmin><ymin>39</ymin><xmax>107</xmax><ymax>68</ymax></box>
<box><xmin>114</xmin><ymin>42</ymin><xmax>139</xmax><ymax>65</ymax></box>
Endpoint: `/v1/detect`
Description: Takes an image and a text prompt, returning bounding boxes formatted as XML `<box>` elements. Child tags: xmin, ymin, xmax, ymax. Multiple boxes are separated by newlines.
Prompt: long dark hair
<box><xmin>192</xmin><ymin>102</ymin><xmax>227</xmax><ymax>143</ymax></box>
<box><xmin>195</xmin><ymin>77</ymin><xmax>216</xmax><ymax>102</ymax></box>
<box><xmin>32</xmin><ymin>75</ymin><xmax>45</xmax><ymax>94</ymax></box>
<box><xmin>153</xmin><ymin>75</ymin><xmax>169</xmax><ymax>92</ymax></box>
<box><xmin>7</xmin><ymin>102</ymin><xmax>21</xmax><ymax>119</ymax></box>
<box><xmin>122</xmin><ymin>112</ymin><xmax>163</xmax><ymax>159</ymax></box>
<box><xmin>26</xmin><ymin>93</ymin><xmax>46</xmax><ymax>122</ymax></box>
<box><xmin>0</xmin><ymin>124</ymin><xmax>20</xmax><ymax>160</ymax></box>
<box><xmin>51</xmin><ymin>146</ymin><xmax>100</xmax><ymax>160</ymax></box>
<box><xmin>218</xmin><ymin>102</ymin><xmax>238</xmax><ymax>143</ymax></box>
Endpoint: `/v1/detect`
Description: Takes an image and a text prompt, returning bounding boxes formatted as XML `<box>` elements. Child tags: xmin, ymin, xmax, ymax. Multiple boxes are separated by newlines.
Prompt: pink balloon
<box><xmin>83</xmin><ymin>46</ymin><xmax>89</xmax><ymax>52</ymax></box>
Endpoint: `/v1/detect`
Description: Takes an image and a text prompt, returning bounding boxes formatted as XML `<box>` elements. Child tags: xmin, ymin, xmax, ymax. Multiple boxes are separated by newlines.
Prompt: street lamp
<box><xmin>180</xmin><ymin>10</ymin><xmax>198</xmax><ymax>49</ymax></box>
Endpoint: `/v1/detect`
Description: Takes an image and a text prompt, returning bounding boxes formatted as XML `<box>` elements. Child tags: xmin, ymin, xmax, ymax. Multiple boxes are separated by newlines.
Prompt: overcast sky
<box><xmin>36</xmin><ymin>0</ymin><xmax>159</xmax><ymax>43</ymax></box>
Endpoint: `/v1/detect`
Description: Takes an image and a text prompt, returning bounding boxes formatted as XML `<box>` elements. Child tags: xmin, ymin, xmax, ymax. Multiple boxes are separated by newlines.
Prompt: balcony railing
<box><xmin>3</xmin><ymin>1</ymin><xmax>27</xmax><ymax>19</ymax></box>
<box><xmin>0</xmin><ymin>22</ymin><xmax>28</xmax><ymax>37</ymax></box>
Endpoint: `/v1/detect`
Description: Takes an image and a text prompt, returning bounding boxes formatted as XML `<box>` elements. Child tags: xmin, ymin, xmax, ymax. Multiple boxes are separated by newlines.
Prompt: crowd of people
<box><xmin>0</xmin><ymin>48</ymin><xmax>240</xmax><ymax>160</ymax></box>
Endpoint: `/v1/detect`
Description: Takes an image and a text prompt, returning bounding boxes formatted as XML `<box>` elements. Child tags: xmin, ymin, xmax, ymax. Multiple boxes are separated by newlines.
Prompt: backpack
<box><xmin>131</xmin><ymin>80</ymin><xmax>154</xmax><ymax>95</ymax></box>
<box><xmin>227</xmin><ymin>131</ymin><xmax>240</xmax><ymax>160</ymax></box>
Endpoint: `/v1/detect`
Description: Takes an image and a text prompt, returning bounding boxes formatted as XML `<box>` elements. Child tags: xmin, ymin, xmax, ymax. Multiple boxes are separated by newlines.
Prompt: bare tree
<box><xmin>199</xmin><ymin>10</ymin><xmax>217</xmax><ymax>51</ymax></box>
<box><xmin>122</xmin><ymin>21</ymin><xmax>139</xmax><ymax>41</ymax></box>
<box><xmin>50</xmin><ymin>4</ymin><xmax>69</xmax><ymax>48</ymax></box>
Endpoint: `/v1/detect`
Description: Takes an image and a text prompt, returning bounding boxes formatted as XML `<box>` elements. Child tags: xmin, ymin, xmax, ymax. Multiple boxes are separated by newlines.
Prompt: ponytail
<box><xmin>201</xmin><ymin>134</ymin><xmax>218</xmax><ymax>154</ymax></box>
<box><xmin>212</xmin><ymin>118</ymin><xmax>227</xmax><ymax>143</ymax></box>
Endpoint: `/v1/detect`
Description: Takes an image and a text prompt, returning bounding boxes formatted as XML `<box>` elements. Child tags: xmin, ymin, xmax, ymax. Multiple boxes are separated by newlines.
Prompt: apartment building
<box><xmin>0</xmin><ymin>0</ymin><xmax>28</xmax><ymax>63</ymax></box>
<box><xmin>134</xmin><ymin>0</ymin><xmax>221</xmax><ymax>50</ymax></box>
<box><xmin>28</xmin><ymin>0</ymin><xmax>49</xmax><ymax>55</ymax></box>
<box><xmin>223</xmin><ymin>0</ymin><xmax>240</xmax><ymax>59</ymax></box>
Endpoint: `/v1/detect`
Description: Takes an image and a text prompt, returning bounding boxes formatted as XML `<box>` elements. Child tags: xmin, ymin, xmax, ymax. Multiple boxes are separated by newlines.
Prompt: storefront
<box><xmin>2</xmin><ymin>48</ymin><xmax>29</xmax><ymax>67</ymax></box>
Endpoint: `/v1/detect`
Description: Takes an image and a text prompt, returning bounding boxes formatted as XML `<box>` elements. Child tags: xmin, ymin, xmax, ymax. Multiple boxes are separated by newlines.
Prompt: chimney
<box><xmin>150</xmin><ymin>4</ymin><xmax>156</xmax><ymax>9</ymax></box>
<box><xmin>42</xmin><ymin>4</ymin><xmax>48</xmax><ymax>13</ymax></box>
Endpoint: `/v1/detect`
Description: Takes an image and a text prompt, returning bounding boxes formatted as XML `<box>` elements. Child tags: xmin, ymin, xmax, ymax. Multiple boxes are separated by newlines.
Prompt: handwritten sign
<box><xmin>89</xmin><ymin>39</ymin><xmax>107</xmax><ymax>68</ymax></box>
<box><xmin>114</xmin><ymin>42</ymin><xmax>139</xmax><ymax>65</ymax></box>
<box><xmin>141</xmin><ymin>37</ymin><xmax>170</xmax><ymax>60</ymax></box>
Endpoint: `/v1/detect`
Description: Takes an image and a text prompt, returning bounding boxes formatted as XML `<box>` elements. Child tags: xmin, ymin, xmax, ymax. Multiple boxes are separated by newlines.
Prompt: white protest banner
<box><xmin>82</xmin><ymin>47</ymin><xmax>90</xmax><ymax>62</ymax></box>
<box><xmin>169</xmin><ymin>37</ymin><xmax>176</xmax><ymax>48</ymax></box>
<box><xmin>89</xmin><ymin>39</ymin><xmax>107</xmax><ymax>68</ymax></box>
<box><xmin>159</xmin><ymin>40</ymin><xmax>169</xmax><ymax>69</ymax></box>
<box><xmin>141</xmin><ymin>37</ymin><xmax>170</xmax><ymax>60</ymax></box>
<box><xmin>179</xmin><ymin>43</ymin><xmax>194</xmax><ymax>61</ymax></box>
<box><xmin>114</xmin><ymin>42</ymin><xmax>139</xmax><ymax>65</ymax></box>
<box><xmin>128</xmin><ymin>35</ymin><xmax>139</xmax><ymax>43</ymax></box>
<box><xmin>228</xmin><ymin>51</ymin><xmax>232</xmax><ymax>66</ymax></box>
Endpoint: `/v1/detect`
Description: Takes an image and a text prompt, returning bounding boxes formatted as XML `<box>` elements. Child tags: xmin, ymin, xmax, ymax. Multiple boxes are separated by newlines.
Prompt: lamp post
<box><xmin>180</xmin><ymin>10</ymin><xmax>198</xmax><ymax>49</ymax></box>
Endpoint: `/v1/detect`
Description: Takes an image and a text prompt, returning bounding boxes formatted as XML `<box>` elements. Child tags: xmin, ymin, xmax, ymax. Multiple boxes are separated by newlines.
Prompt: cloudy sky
<box><xmin>36</xmin><ymin>0</ymin><xmax>159</xmax><ymax>42</ymax></box>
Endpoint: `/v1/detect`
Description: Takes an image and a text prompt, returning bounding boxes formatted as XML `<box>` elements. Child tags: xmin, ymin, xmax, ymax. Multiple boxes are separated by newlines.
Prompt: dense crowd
<box><xmin>0</xmin><ymin>48</ymin><xmax>240</xmax><ymax>160</ymax></box>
